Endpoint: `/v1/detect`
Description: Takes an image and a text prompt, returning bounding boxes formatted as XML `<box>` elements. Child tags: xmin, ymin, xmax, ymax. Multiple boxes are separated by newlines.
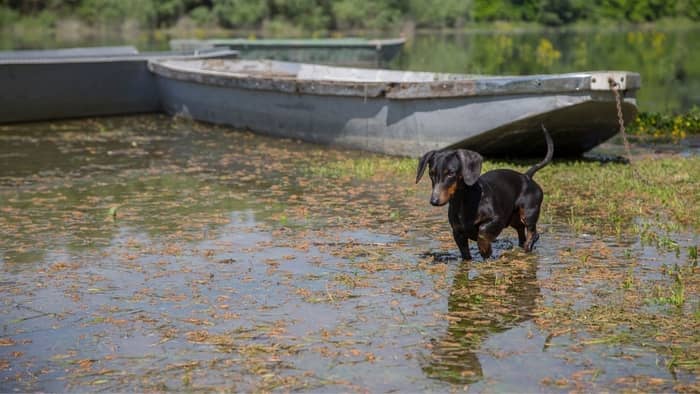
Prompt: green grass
<box><xmin>312</xmin><ymin>154</ymin><xmax>700</xmax><ymax>233</ymax></box>
<box><xmin>688</xmin><ymin>245</ymin><xmax>698</xmax><ymax>263</ymax></box>
<box><xmin>652</xmin><ymin>273</ymin><xmax>686</xmax><ymax>307</ymax></box>
<box><xmin>306</xmin><ymin>156</ymin><xmax>416</xmax><ymax>180</ymax></box>
<box><xmin>534</xmin><ymin>157</ymin><xmax>700</xmax><ymax>231</ymax></box>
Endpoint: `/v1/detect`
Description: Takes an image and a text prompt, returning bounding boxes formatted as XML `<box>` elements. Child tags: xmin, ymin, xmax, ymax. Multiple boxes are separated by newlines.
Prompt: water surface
<box><xmin>0</xmin><ymin>116</ymin><xmax>697</xmax><ymax>392</ymax></box>
<box><xmin>2</xmin><ymin>26</ymin><xmax>699</xmax><ymax>112</ymax></box>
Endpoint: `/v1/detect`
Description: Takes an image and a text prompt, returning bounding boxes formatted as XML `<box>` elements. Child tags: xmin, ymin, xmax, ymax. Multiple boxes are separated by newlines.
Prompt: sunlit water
<box><xmin>397</xmin><ymin>28</ymin><xmax>700</xmax><ymax>113</ymax></box>
<box><xmin>0</xmin><ymin>116</ymin><xmax>697</xmax><ymax>392</ymax></box>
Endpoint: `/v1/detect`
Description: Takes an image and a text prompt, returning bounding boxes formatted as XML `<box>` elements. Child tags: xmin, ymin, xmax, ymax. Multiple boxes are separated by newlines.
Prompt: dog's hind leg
<box><xmin>522</xmin><ymin>207</ymin><xmax>541</xmax><ymax>252</ymax></box>
<box><xmin>516</xmin><ymin>227</ymin><xmax>527</xmax><ymax>248</ymax></box>
<box><xmin>524</xmin><ymin>228</ymin><xmax>539</xmax><ymax>252</ymax></box>
<box><xmin>510</xmin><ymin>210</ymin><xmax>527</xmax><ymax>248</ymax></box>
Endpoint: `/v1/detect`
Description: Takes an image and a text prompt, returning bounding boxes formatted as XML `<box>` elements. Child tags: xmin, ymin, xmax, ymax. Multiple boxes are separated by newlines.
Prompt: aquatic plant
<box><xmin>628</xmin><ymin>106</ymin><xmax>700</xmax><ymax>141</ymax></box>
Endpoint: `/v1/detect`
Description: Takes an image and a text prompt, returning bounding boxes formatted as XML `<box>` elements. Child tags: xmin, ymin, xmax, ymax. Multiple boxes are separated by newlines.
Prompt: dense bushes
<box><xmin>1</xmin><ymin>0</ymin><xmax>699</xmax><ymax>30</ymax></box>
<box><xmin>628</xmin><ymin>107</ymin><xmax>700</xmax><ymax>140</ymax></box>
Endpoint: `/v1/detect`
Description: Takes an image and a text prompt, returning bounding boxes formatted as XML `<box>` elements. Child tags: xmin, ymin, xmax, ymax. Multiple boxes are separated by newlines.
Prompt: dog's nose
<box><xmin>430</xmin><ymin>196</ymin><xmax>440</xmax><ymax>206</ymax></box>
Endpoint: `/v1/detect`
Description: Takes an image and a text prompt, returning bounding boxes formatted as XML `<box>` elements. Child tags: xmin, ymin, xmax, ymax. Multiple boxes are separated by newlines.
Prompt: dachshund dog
<box><xmin>416</xmin><ymin>126</ymin><xmax>553</xmax><ymax>260</ymax></box>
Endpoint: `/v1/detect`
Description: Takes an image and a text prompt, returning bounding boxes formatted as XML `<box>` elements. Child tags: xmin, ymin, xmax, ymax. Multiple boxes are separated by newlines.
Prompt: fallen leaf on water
<box><xmin>185</xmin><ymin>330</ymin><xmax>210</xmax><ymax>343</ymax></box>
<box><xmin>77</xmin><ymin>359</ymin><xmax>94</xmax><ymax>370</ymax></box>
<box><xmin>183</xmin><ymin>318</ymin><xmax>214</xmax><ymax>326</ymax></box>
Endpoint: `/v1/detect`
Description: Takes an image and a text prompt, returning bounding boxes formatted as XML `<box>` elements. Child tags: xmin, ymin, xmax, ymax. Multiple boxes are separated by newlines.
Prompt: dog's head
<box><xmin>415</xmin><ymin>149</ymin><xmax>483</xmax><ymax>206</ymax></box>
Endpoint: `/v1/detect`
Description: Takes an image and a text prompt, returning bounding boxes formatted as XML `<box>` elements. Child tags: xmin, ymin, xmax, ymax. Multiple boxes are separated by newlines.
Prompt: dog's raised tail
<box><xmin>525</xmin><ymin>124</ymin><xmax>554</xmax><ymax>179</ymax></box>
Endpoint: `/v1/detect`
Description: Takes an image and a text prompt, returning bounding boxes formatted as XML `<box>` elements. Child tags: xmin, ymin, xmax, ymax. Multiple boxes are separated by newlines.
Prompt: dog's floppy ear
<box><xmin>456</xmin><ymin>149</ymin><xmax>483</xmax><ymax>186</ymax></box>
<box><xmin>416</xmin><ymin>150</ymin><xmax>436</xmax><ymax>184</ymax></box>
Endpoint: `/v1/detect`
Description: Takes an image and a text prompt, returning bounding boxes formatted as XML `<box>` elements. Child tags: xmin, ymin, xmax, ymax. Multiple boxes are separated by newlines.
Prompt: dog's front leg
<box><xmin>477</xmin><ymin>219</ymin><xmax>504</xmax><ymax>259</ymax></box>
<box><xmin>452</xmin><ymin>228</ymin><xmax>471</xmax><ymax>260</ymax></box>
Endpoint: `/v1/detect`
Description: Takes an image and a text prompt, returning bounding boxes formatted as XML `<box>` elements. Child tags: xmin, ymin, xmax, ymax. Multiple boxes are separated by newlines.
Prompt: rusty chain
<box><xmin>609</xmin><ymin>77</ymin><xmax>648</xmax><ymax>184</ymax></box>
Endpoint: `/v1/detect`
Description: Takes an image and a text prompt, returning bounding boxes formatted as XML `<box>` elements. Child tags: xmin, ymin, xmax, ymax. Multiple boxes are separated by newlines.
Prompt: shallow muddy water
<box><xmin>0</xmin><ymin>115</ymin><xmax>697</xmax><ymax>392</ymax></box>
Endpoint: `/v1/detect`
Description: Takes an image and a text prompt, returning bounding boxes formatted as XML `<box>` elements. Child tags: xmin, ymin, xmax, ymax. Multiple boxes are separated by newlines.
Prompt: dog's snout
<box><xmin>430</xmin><ymin>189</ymin><xmax>446</xmax><ymax>206</ymax></box>
<box><xmin>429</xmin><ymin>182</ymin><xmax>455</xmax><ymax>207</ymax></box>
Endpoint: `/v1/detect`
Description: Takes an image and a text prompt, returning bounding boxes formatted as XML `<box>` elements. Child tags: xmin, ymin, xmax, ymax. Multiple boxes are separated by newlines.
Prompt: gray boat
<box><xmin>170</xmin><ymin>37</ymin><xmax>406</xmax><ymax>66</ymax></box>
<box><xmin>148</xmin><ymin>58</ymin><xmax>641</xmax><ymax>157</ymax></box>
<box><xmin>0</xmin><ymin>46</ymin><xmax>237</xmax><ymax>124</ymax></box>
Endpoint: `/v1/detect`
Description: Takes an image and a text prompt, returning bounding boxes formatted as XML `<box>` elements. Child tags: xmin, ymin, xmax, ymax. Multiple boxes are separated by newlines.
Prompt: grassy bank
<box><xmin>304</xmin><ymin>149</ymin><xmax>699</xmax><ymax>236</ymax></box>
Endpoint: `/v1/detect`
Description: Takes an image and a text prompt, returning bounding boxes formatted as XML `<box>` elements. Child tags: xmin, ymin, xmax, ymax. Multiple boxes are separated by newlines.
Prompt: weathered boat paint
<box><xmin>149</xmin><ymin>58</ymin><xmax>640</xmax><ymax>157</ymax></box>
<box><xmin>0</xmin><ymin>47</ymin><xmax>237</xmax><ymax>124</ymax></box>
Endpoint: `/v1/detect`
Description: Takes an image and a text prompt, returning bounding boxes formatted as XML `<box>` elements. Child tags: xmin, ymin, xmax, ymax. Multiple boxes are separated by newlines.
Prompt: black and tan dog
<box><xmin>416</xmin><ymin>126</ymin><xmax>553</xmax><ymax>260</ymax></box>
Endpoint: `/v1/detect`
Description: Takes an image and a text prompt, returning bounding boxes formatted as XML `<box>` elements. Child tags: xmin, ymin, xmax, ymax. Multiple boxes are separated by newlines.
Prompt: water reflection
<box><xmin>1</xmin><ymin>27</ymin><xmax>697</xmax><ymax>113</ymax></box>
<box><xmin>424</xmin><ymin>255</ymin><xmax>539</xmax><ymax>384</ymax></box>
<box><xmin>0</xmin><ymin>116</ymin><xmax>274</xmax><ymax>270</ymax></box>
<box><xmin>396</xmin><ymin>28</ymin><xmax>700</xmax><ymax>113</ymax></box>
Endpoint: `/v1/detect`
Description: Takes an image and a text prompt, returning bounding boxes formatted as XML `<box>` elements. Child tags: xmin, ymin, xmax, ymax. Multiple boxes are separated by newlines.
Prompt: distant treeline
<box><xmin>1</xmin><ymin>0</ymin><xmax>699</xmax><ymax>31</ymax></box>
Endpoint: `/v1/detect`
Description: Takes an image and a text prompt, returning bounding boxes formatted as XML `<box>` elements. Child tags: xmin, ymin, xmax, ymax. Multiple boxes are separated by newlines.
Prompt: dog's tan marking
<box><xmin>445</xmin><ymin>182</ymin><xmax>458</xmax><ymax>200</ymax></box>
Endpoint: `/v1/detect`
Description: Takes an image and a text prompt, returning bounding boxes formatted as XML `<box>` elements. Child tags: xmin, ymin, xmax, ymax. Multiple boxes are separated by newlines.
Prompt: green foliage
<box><xmin>77</xmin><ymin>0</ymin><xmax>156</xmax><ymax>26</ymax></box>
<box><xmin>472</xmin><ymin>0</ymin><xmax>516</xmax><ymax>21</ymax></box>
<box><xmin>0</xmin><ymin>5</ymin><xmax>19</xmax><ymax>28</ymax></box>
<box><xmin>1</xmin><ymin>0</ymin><xmax>698</xmax><ymax>31</ymax></box>
<box><xmin>407</xmin><ymin>0</ymin><xmax>470</xmax><ymax>28</ymax></box>
<box><xmin>467</xmin><ymin>0</ymin><xmax>699</xmax><ymax>24</ymax></box>
<box><xmin>1</xmin><ymin>6</ymin><xmax>56</xmax><ymax>29</ymax></box>
<box><xmin>472</xmin><ymin>0</ymin><xmax>539</xmax><ymax>22</ymax></box>
<box><xmin>270</xmin><ymin>0</ymin><xmax>331</xmax><ymax>32</ymax></box>
<box><xmin>152</xmin><ymin>0</ymin><xmax>189</xmax><ymax>26</ymax></box>
<box><xmin>212</xmin><ymin>0</ymin><xmax>268</xmax><ymax>28</ymax></box>
<box><xmin>628</xmin><ymin>106</ymin><xmax>700</xmax><ymax>140</ymax></box>
<box><xmin>189</xmin><ymin>5</ymin><xmax>215</xmax><ymax>26</ymax></box>
<box><xmin>537</xmin><ymin>0</ymin><xmax>592</xmax><ymax>25</ymax></box>
<box><xmin>594</xmin><ymin>0</ymin><xmax>676</xmax><ymax>22</ymax></box>
<box><xmin>680</xmin><ymin>0</ymin><xmax>700</xmax><ymax>20</ymax></box>
<box><xmin>331</xmin><ymin>0</ymin><xmax>403</xmax><ymax>30</ymax></box>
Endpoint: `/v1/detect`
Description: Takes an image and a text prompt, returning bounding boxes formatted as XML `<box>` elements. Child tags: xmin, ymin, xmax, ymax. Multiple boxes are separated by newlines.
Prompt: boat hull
<box><xmin>0</xmin><ymin>48</ymin><xmax>237</xmax><ymax>124</ymax></box>
<box><xmin>152</xmin><ymin>60</ymin><xmax>638</xmax><ymax>157</ymax></box>
<box><xmin>1</xmin><ymin>60</ymin><xmax>160</xmax><ymax>124</ymax></box>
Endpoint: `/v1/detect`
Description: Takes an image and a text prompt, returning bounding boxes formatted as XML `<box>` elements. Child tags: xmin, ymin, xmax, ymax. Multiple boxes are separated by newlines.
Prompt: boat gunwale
<box><xmin>0</xmin><ymin>49</ymin><xmax>238</xmax><ymax>65</ymax></box>
<box><xmin>170</xmin><ymin>37</ymin><xmax>407</xmax><ymax>50</ymax></box>
<box><xmin>148</xmin><ymin>58</ymin><xmax>641</xmax><ymax>100</ymax></box>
